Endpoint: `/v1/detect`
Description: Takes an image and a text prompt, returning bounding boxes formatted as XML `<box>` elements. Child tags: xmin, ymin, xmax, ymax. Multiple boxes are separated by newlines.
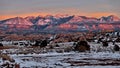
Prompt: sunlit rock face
<box><xmin>59</xmin><ymin>24</ymin><xmax>78</xmax><ymax>29</ymax></box>
<box><xmin>98</xmin><ymin>24</ymin><xmax>114</xmax><ymax>30</ymax></box>
<box><xmin>0</xmin><ymin>17</ymin><xmax>33</xmax><ymax>30</ymax></box>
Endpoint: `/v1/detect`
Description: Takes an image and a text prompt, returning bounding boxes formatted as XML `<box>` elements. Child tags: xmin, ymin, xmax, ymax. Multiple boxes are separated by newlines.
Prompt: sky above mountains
<box><xmin>0</xmin><ymin>0</ymin><xmax>120</xmax><ymax>20</ymax></box>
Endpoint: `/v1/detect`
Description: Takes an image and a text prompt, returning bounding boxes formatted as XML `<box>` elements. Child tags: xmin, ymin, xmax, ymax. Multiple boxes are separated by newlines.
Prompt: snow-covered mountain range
<box><xmin>0</xmin><ymin>15</ymin><xmax>120</xmax><ymax>33</ymax></box>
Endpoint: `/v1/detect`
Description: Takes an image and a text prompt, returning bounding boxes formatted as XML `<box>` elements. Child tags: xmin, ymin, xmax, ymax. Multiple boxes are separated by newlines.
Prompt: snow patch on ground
<box><xmin>9</xmin><ymin>52</ymin><xmax>120</xmax><ymax>68</ymax></box>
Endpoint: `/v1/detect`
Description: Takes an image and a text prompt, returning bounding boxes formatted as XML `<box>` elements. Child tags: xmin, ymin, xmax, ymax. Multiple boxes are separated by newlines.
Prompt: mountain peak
<box><xmin>109</xmin><ymin>15</ymin><xmax>118</xmax><ymax>17</ymax></box>
<box><xmin>99</xmin><ymin>15</ymin><xmax>120</xmax><ymax>23</ymax></box>
<box><xmin>108</xmin><ymin>15</ymin><xmax>120</xmax><ymax>21</ymax></box>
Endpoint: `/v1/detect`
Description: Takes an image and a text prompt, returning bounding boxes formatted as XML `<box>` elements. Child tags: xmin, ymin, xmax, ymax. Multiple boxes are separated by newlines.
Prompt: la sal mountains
<box><xmin>0</xmin><ymin>15</ymin><xmax>120</xmax><ymax>34</ymax></box>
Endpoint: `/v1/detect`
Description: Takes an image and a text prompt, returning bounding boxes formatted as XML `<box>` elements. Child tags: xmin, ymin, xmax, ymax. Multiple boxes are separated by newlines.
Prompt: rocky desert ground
<box><xmin>0</xmin><ymin>32</ymin><xmax>120</xmax><ymax>68</ymax></box>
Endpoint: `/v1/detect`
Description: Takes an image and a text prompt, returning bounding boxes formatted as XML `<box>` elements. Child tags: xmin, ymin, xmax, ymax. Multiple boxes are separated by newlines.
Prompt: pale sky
<box><xmin>0</xmin><ymin>0</ymin><xmax>120</xmax><ymax>20</ymax></box>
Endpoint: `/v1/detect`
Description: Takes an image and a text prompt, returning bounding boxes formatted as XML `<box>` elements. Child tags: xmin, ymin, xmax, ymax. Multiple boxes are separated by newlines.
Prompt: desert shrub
<box><xmin>55</xmin><ymin>44</ymin><xmax>59</xmax><ymax>47</ymax></box>
<box><xmin>74</xmin><ymin>41</ymin><xmax>90</xmax><ymax>52</ymax></box>
<box><xmin>115</xmin><ymin>37</ymin><xmax>120</xmax><ymax>42</ymax></box>
<box><xmin>114</xmin><ymin>44</ymin><xmax>120</xmax><ymax>51</ymax></box>
<box><xmin>33</xmin><ymin>40</ymin><xmax>48</xmax><ymax>48</ymax></box>
<box><xmin>64</xmin><ymin>46</ymin><xmax>73</xmax><ymax>52</ymax></box>
<box><xmin>0</xmin><ymin>43</ymin><xmax>3</xmax><ymax>46</ymax></box>
<box><xmin>102</xmin><ymin>41</ymin><xmax>109</xmax><ymax>47</ymax></box>
<box><xmin>40</xmin><ymin>40</ymin><xmax>48</xmax><ymax>47</ymax></box>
